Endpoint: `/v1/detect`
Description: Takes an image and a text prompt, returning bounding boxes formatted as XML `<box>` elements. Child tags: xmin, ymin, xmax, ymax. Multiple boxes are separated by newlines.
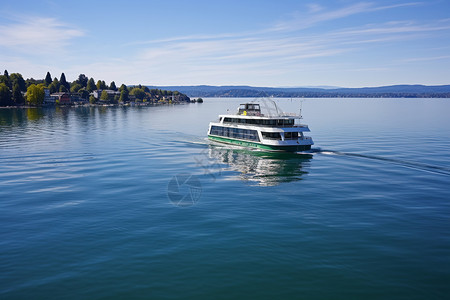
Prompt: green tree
<box><xmin>44</xmin><ymin>72</ymin><xmax>52</xmax><ymax>86</ymax></box>
<box><xmin>119</xmin><ymin>89</ymin><xmax>129</xmax><ymax>102</ymax></box>
<box><xmin>60</xmin><ymin>73</ymin><xmax>70</xmax><ymax>90</ymax></box>
<box><xmin>89</xmin><ymin>95</ymin><xmax>96</xmax><ymax>104</ymax></box>
<box><xmin>0</xmin><ymin>70</ymin><xmax>11</xmax><ymax>89</ymax></box>
<box><xmin>77</xmin><ymin>74</ymin><xmax>88</xmax><ymax>87</ymax></box>
<box><xmin>10</xmin><ymin>73</ymin><xmax>26</xmax><ymax>92</ymax></box>
<box><xmin>0</xmin><ymin>83</ymin><xmax>12</xmax><ymax>106</ymax></box>
<box><xmin>70</xmin><ymin>83</ymin><xmax>82</xmax><ymax>93</ymax></box>
<box><xmin>119</xmin><ymin>84</ymin><xmax>128</xmax><ymax>92</ymax></box>
<box><xmin>100</xmin><ymin>90</ymin><xmax>109</xmax><ymax>101</ymax></box>
<box><xmin>110</xmin><ymin>81</ymin><xmax>117</xmax><ymax>91</ymax></box>
<box><xmin>96</xmin><ymin>80</ymin><xmax>107</xmax><ymax>90</ymax></box>
<box><xmin>78</xmin><ymin>88</ymin><xmax>89</xmax><ymax>100</ymax></box>
<box><xmin>0</xmin><ymin>75</ymin><xmax>5</xmax><ymax>88</ymax></box>
<box><xmin>25</xmin><ymin>78</ymin><xmax>43</xmax><ymax>88</ymax></box>
<box><xmin>26</xmin><ymin>84</ymin><xmax>45</xmax><ymax>105</ymax></box>
<box><xmin>87</xmin><ymin>78</ymin><xmax>96</xmax><ymax>92</ymax></box>
<box><xmin>130</xmin><ymin>87</ymin><xmax>145</xmax><ymax>100</ymax></box>
<box><xmin>59</xmin><ymin>85</ymin><xmax>68</xmax><ymax>92</ymax></box>
<box><xmin>12</xmin><ymin>83</ymin><xmax>25</xmax><ymax>105</ymax></box>
<box><xmin>49</xmin><ymin>78</ymin><xmax>60</xmax><ymax>93</ymax></box>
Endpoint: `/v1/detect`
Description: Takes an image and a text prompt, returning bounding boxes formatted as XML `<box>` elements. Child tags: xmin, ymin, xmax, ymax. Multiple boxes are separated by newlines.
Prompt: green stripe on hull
<box><xmin>208</xmin><ymin>135</ymin><xmax>311</xmax><ymax>152</ymax></box>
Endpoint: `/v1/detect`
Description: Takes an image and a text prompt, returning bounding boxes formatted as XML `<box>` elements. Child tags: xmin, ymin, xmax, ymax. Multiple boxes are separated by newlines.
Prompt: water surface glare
<box><xmin>1</xmin><ymin>99</ymin><xmax>449</xmax><ymax>299</ymax></box>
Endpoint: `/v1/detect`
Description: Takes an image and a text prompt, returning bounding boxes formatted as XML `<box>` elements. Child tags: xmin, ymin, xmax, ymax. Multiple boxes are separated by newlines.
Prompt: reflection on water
<box><xmin>26</xmin><ymin>108</ymin><xmax>45</xmax><ymax>121</ymax></box>
<box><xmin>208</xmin><ymin>144</ymin><xmax>312</xmax><ymax>186</ymax></box>
<box><xmin>0</xmin><ymin>108</ymin><xmax>27</xmax><ymax>128</ymax></box>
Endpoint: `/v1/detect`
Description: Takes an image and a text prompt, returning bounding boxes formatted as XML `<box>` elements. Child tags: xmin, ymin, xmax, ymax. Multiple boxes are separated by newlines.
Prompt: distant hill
<box><xmin>147</xmin><ymin>84</ymin><xmax>450</xmax><ymax>98</ymax></box>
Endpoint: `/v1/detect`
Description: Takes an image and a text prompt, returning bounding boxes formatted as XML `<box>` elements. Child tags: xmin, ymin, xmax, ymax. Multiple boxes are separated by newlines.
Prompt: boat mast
<box><xmin>299</xmin><ymin>100</ymin><xmax>304</xmax><ymax>120</ymax></box>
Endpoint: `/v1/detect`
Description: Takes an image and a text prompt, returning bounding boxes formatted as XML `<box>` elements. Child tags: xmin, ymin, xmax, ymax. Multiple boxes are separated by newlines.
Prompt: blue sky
<box><xmin>1</xmin><ymin>0</ymin><xmax>450</xmax><ymax>87</ymax></box>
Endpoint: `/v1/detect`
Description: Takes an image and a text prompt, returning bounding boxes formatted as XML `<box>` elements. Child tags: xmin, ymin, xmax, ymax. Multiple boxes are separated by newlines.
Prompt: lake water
<box><xmin>1</xmin><ymin>98</ymin><xmax>449</xmax><ymax>299</ymax></box>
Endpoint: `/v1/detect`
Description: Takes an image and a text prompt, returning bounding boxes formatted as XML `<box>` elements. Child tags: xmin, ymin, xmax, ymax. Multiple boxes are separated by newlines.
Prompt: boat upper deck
<box><xmin>214</xmin><ymin>115</ymin><xmax>308</xmax><ymax>128</ymax></box>
<box><xmin>212</xmin><ymin>101</ymin><xmax>309</xmax><ymax>128</ymax></box>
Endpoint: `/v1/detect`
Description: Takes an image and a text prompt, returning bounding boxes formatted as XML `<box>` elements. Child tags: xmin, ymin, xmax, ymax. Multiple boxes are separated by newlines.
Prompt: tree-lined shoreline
<box><xmin>0</xmin><ymin>70</ymin><xmax>190</xmax><ymax>107</ymax></box>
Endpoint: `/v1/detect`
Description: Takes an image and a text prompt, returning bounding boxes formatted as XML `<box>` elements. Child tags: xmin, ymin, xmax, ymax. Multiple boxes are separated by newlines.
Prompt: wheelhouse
<box><xmin>238</xmin><ymin>103</ymin><xmax>261</xmax><ymax>116</ymax></box>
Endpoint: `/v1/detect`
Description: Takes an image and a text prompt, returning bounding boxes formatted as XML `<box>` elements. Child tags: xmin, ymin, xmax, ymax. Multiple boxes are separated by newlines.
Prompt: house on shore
<box><xmin>92</xmin><ymin>89</ymin><xmax>120</xmax><ymax>102</ymax></box>
<box><xmin>50</xmin><ymin>92</ymin><xmax>86</xmax><ymax>105</ymax></box>
<box><xmin>43</xmin><ymin>89</ymin><xmax>56</xmax><ymax>105</ymax></box>
<box><xmin>50</xmin><ymin>92</ymin><xmax>71</xmax><ymax>104</ymax></box>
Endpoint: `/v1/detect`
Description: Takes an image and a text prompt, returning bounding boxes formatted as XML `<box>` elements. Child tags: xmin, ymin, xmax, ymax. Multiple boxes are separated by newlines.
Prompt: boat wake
<box><xmin>179</xmin><ymin>137</ymin><xmax>450</xmax><ymax>177</ymax></box>
<box><xmin>312</xmin><ymin>148</ymin><xmax>450</xmax><ymax>176</ymax></box>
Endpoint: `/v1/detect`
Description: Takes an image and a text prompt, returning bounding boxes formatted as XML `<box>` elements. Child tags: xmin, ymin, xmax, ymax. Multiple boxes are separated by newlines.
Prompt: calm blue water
<box><xmin>1</xmin><ymin>99</ymin><xmax>449</xmax><ymax>299</ymax></box>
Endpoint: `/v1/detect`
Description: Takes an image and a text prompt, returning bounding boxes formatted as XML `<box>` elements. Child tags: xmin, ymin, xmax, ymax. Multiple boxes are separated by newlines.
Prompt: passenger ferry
<box><xmin>207</xmin><ymin>100</ymin><xmax>313</xmax><ymax>152</ymax></box>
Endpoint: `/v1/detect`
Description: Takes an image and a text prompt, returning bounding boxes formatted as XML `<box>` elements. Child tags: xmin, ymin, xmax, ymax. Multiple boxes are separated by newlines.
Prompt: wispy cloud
<box><xmin>307</xmin><ymin>3</ymin><xmax>324</xmax><ymax>13</ymax></box>
<box><xmin>0</xmin><ymin>16</ymin><xmax>84</xmax><ymax>54</ymax></box>
<box><xmin>332</xmin><ymin>20</ymin><xmax>450</xmax><ymax>37</ymax></box>
<box><xmin>401</xmin><ymin>55</ymin><xmax>450</xmax><ymax>62</ymax></box>
<box><xmin>123</xmin><ymin>1</ymin><xmax>447</xmax><ymax>85</ymax></box>
<box><xmin>272</xmin><ymin>1</ymin><xmax>423</xmax><ymax>32</ymax></box>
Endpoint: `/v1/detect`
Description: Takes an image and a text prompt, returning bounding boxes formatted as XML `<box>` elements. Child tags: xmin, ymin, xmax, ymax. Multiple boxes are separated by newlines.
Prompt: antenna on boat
<box><xmin>299</xmin><ymin>100</ymin><xmax>304</xmax><ymax>120</ymax></box>
<box><xmin>270</xmin><ymin>99</ymin><xmax>280</xmax><ymax>116</ymax></box>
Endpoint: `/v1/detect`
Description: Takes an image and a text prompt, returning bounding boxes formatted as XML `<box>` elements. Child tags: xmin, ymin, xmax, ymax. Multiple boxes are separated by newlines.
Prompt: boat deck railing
<box><xmin>218</xmin><ymin>121</ymin><xmax>309</xmax><ymax>128</ymax></box>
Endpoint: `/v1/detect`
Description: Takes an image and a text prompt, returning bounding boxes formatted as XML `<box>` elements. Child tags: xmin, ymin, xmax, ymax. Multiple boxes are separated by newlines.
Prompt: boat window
<box><xmin>243</xmin><ymin>104</ymin><xmax>260</xmax><ymax>111</ymax></box>
<box><xmin>224</xmin><ymin>117</ymin><xmax>232</xmax><ymax>123</ymax></box>
<box><xmin>249</xmin><ymin>119</ymin><xmax>260</xmax><ymax>125</ymax></box>
<box><xmin>263</xmin><ymin>119</ymin><xmax>276</xmax><ymax>126</ymax></box>
<box><xmin>223</xmin><ymin>127</ymin><xmax>229</xmax><ymax>137</ymax></box>
<box><xmin>210</xmin><ymin>126</ymin><xmax>223</xmax><ymax>136</ymax></box>
<box><xmin>210</xmin><ymin>126</ymin><xmax>260</xmax><ymax>142</ymax></box>
<box><xmin>284</xmin><ymin>132</ymin><xmax>299</xmax><ymax>140</ymax></box>
<box><xmin>261</xmin><ymin>132</ymin><xmax>282</xmax><ymax>140</ymax></box>
<box><xmin>283</xmin><ymin>119</ymin><xmax>292</xmax><ymax>125</ymax></box>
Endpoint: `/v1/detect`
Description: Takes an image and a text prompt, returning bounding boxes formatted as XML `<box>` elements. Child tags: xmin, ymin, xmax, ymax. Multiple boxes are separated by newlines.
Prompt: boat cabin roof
<box><xmin>219</xmin><ymin>114</ymin><xmax>298</xmax><ymax>120</ymax></box>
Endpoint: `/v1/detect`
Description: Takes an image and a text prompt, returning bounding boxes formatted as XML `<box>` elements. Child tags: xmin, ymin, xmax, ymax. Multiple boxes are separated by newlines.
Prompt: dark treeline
<box><xmin>150</xmin><ymin>85</ymin><xmax>450</xmax><ymax>98</ymax></box>
<box><xmin>198</xmin><ymin>89</ymin><xmax>450</xmax><ymax>98</ymax></box>
<box><xmin>0</xmin><ymin>70</ymin><xmax>189</xmax><ymax>106</ymax></box>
